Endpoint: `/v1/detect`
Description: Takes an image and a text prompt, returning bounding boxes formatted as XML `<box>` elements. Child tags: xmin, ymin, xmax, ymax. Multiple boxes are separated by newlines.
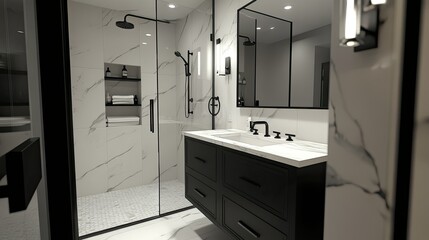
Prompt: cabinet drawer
<box><xmin>185</xmin><ymin>138</ymin><xmax>217</xmax><ymax>181</ymax></box>
<box><xmin>223</xmin><ymin>197</ymin><xmax>287</xmax><ymax>240</ymax></box>
<box><xmin>186</xmin><ymin>174</ymin><xmax>216</xmax><ymax>217</ymax></box>
<box><xmin>223</xmin><ymin>150</ymin><xmax>288</xmax><ymax>219</ymax></box>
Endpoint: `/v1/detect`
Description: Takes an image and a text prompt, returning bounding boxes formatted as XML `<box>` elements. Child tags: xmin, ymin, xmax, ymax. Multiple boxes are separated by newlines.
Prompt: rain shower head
<box><xmin>239</xmin><ymin>35</ymin><xmax>256</xmax><ymax>46</ymax></box>
<box><xmin>116</xmin><ymin>20</ymin><xmax>134</xmax><ymax>29</ymax></box>
<box><xmin>116</xmin><ymin>14</ymin><xmax>170</xmax><ymax>30</ymax></box>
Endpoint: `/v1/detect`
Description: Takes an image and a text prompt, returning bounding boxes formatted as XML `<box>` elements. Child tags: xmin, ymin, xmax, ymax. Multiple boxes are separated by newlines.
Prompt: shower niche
<box><xmin>104</xmin><ymin>63</ymin><xmax>142</xmax><ymax>127</ymax></box>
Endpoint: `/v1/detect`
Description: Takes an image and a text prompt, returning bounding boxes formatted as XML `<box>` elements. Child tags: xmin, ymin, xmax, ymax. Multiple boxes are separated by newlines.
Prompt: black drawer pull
<box><xmin>195</xmin><ymin>157</ymin><xmax>206</xmax><ymax>163</ymax></box>
<box><xmin>237</xmin><ymin>220</ymin><xmax>260</xmax><ymax>238</ymax></box>
<box><xmin>193</xmin><ymin>188</ymin><xmax>206</xmax><ymax>198</ymax></box>
<box><xmin>239</xmin><ymin>177</ymin><xmax>261</xmax><ymax>188</ymax></box>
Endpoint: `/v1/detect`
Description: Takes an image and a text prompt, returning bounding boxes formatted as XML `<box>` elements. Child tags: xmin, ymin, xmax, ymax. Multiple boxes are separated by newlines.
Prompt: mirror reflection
<box><xmin>237</xmin><ymin>0</ymin><xmax>332</xmax><ymax>108</ymax></box>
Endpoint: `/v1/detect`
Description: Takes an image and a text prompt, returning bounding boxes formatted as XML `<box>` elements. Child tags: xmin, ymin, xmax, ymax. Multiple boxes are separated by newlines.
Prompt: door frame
<box><xmin>35</xmin><ymin>0</ymin><xmax>79</xmax><ymax>239</ymax></box>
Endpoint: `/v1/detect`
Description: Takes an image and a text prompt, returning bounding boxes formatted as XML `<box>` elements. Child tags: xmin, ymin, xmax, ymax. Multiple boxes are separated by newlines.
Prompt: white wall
<box><xmin>408</xmin><ymin>0</ymin><xmax>429</xmax><ymax>238</ymax></box>
<box><xmin>325</xmin><ymin>0</ymin><xmax>405</xmax><ymax>239</ymax></box>
<box><xmin>256</xmin><ymin>39</ymin><xmax>290</xmax><ymax>106</ymax></box>
<box><xmin>291</xmin><ymin>25</ymin><xmax>331</xmax><ymax>107</ymax></box>
<box><xmin>215</xmin><ymin>0</ymin><xmax>329</xmax><ymax>144</ymax></box>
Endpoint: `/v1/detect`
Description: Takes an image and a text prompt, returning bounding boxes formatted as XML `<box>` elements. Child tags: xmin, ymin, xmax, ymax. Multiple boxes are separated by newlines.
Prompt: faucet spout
<box><xmin>250</xmin><ymin>121</ymin><xmax>270</xmax><ymax>137</ymax></box>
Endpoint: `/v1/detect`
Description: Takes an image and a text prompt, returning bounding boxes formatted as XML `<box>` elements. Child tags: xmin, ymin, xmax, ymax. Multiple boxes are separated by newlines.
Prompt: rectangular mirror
<box><xmin>237</xmin><ymin>0</ymin><xmax>332</xmax><ymax>109</ymax></box>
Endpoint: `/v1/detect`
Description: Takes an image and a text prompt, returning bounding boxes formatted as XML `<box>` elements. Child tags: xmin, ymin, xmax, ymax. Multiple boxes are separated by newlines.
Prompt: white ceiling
<box><xmin>72</xmin><ymin>0</ymin><xmax>207</xmax><ymax>21</ymax></box>
<box><xmin>247</xmin><ymin>0</ymin><xmax>333</xmax><ymax>36</ymax></box>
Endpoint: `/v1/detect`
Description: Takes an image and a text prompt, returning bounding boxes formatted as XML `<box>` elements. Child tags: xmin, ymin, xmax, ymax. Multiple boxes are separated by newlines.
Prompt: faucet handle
<box><xmin>273</xmin><ymin>131</ymin><xmax>281</xmax><ymax>139</ymax></box>
<box><xmin>253</xmin><ymin>129</ymin><xmax>259</xmax><ymax>135</ymax></box>
<box><xmin>285</xmin><ymin>133</ymin><xmax>296</xmax><ymax>141</ymax></box>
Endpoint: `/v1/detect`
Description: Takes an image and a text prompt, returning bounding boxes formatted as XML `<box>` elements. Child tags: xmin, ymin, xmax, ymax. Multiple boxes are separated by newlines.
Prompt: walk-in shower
<box><xmin>67</xmin><ymin>0</ymin><xmax>214</xmax><ymax>237</ymax></box>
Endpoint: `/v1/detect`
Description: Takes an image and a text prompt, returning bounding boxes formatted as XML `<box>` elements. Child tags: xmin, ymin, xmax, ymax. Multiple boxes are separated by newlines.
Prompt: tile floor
<box><xmin>78</xmin><ymin>180</ymin><xmax>192</xmax><ymax>236</ymax></box>
<box><xmin>86</xmin><ymin>208</ymin><xmax>232</xmax><ymax>240</ymax></box>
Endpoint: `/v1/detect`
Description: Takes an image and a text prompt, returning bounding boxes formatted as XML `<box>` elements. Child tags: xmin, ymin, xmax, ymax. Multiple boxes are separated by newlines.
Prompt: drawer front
<box><xmin>185</xmin><ymin>138</ymin><xmax>217</xmax><ymax>181</ymax></box>
<box><xmin>223</xmin><ymin>150</ymin><xmax>288</xmax><ymax>219</ymax></box>
<box><xmin>223</xmin><ymin>197</ymin><xmax>287</xmax><ymax>240</ymax></box>
<box><xmin>186</xmin><ymin>174</ymin><xmax>216</xmax><ymax>217</ymax></box>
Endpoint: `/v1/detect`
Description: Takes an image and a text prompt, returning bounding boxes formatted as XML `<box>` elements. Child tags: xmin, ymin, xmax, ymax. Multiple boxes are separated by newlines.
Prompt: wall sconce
<box><xmin>339</xmin><ymin>0</ymin><xmax>385</xmax><ymax>51</ymax></box>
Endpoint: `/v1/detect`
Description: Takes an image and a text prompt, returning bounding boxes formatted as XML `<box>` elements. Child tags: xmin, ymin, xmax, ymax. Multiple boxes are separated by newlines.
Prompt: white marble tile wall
<box><xmin>409</xmin><ymin>0</ymin><xmax>429</xmax><ymax>238</ymax></box>
<box><xmin>107</xmin><ymin>126</ymin><xmax>143</xmax><ymax>192</ymax></box>
<box><xmin>171</xmin><ymin>0</ymin><xmax>214</xmax><ymax>184</ymax></box>
<box><xmin>324</xmin><ymin>1</ymin><xmax>405</xmax><ymax>239</ymax></box>
<box><xmin>74</xmin><ymin>128</ymin><xmax>108</xmax><ymax>196</ymax></box>
<box><xmin>69</xmin><ymin>2</ymin><xmax>164</xmax><ymax>197</ymax></box>
<box><xmin>68</xmin><ymin>1</ymin><xmax>107</xmax><ymax>197</ymax></box>
<box><xmin>68</xmin><ymin>1</ymin><xmax>103</xmax><ymax>69</ymax></box>
<box><xmin>102</xmin><ymin>9</ymin><xmax>141</xmax><ymax>66</ymax></box>
<box><xmin>214</xmin><ymin>0</ymin><xmax>329</xmax><ymax>144</ymax></box>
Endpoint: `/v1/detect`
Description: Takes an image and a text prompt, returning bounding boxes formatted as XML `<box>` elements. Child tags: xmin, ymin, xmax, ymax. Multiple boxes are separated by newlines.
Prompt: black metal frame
<box><xmin>237</xmin><ymin>5</ymin><xmax>302</xmax><ymax>109</ymax></box>
<box><xmin>35</xmin><ymin>0</ymin><xmax>79</xmax><ymax>239</ymax></box>
<box><xmin>393</xmin><ymin>0</ymin><xmax>422</xmax><ymax>239</ymax></box>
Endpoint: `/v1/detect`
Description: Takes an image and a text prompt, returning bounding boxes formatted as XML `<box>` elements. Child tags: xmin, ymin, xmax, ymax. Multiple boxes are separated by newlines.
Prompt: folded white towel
<box><xmin>107</xmin><ymin>116</ymin><xmax>140</xmax><ymax>123</ymax></box>
<box><xmin>107</xmin><ymin>122</ymin><xmax>140</xmax><ymax>127</ymax></box>
<box><xmin>112</xmin><ymin>95</ymin><xmax>134</xmax><ymax>99</ymax></box>
<box><xmin>112</xmin><ymin>101</ymin><xmax>134</xmax><ymax>105</ymax></box>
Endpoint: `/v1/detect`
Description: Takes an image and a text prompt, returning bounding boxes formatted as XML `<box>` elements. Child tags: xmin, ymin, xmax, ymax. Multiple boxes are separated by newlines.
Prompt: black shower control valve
<box><xmin>273</xmin><ymin>131</ymin><xmax>281</xmax><ymax>139</ymax></box>
<box><xmin>285</xmin><ymin>134</ymin><xmax>296</xmax><ymax>141</ymax></box>
<box><xmin>253</xmin><ymin>129</ymin><xmax>259</xmax><ymax>135</ymax></box>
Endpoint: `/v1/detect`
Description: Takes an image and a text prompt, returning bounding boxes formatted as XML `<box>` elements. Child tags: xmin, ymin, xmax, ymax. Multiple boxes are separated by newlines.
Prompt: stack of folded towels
<box><xmin>112</xmin><ymin>95</ymin><xmax>134</xmax><ymax>105</ymax></box>
<box><xmin>106</xmin><ymin>116</ymin><xmax>140</xmax><ymax>127</ymax></box>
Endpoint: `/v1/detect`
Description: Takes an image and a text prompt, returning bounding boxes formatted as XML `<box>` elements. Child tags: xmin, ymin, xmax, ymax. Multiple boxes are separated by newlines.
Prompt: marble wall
<box><xmin>324</xmin><ymin>1</ymin><xmax>405</xmax><ymax>239</ymax></box>
<box><xmin>166</xmin><ymin>0</ymin><xmax>214</xmax><ymax>184</ymax></box>
<box><xmin>68</xmin><ymin>1</ymin><xmax>162</xmax><ymax>197</ymax></box>
<box><xmin>408</xmin><ymin>0</ymin><xmax>429</xmax><ymax>238</ymax></box>
<box><xmin>214</xmin><ymin>0</ymin><xmax>329</xmax><ymax>144</ymax></box>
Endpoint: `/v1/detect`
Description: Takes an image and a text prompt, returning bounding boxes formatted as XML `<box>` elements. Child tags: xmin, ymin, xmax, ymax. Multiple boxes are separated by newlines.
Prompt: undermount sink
<box><xmin>212</xmin><ymin>133</ymin><xmax>281</xmax><ymax>147</ymax></box>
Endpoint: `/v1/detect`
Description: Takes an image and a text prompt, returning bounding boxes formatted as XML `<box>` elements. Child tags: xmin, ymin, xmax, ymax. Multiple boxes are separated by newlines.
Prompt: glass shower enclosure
<box><xmin>67</xmin><ymin>0</ymin><xmax>213</xmax><ymax>237</ymax></box>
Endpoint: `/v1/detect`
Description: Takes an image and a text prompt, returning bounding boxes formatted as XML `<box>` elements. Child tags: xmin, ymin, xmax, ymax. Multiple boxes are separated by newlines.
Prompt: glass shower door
<box><xmin>157</xmin><ymin>0</ymin><xmax>214</xmax><ymax>214</ymax></box>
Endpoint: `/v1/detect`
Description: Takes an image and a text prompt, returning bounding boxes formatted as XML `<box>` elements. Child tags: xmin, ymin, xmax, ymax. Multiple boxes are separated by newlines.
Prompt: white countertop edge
<box><xmin>183</xmin><ymin>129</ymin><xmax>327</xmax><ymax>168</ymax></box>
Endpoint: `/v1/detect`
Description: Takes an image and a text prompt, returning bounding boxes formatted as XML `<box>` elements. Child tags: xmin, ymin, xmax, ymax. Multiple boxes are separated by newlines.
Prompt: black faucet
<box><xmin>250</xmin><ymin>121</ymin><xmax>270</xmax><ymax>137</ymax></box>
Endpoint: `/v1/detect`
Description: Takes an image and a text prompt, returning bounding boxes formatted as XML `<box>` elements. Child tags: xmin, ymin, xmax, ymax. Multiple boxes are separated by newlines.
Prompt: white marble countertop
<box><xmin>183</xmin><ymin>129</ymin><xmax>327</xmax><ymax>168</ymax></box>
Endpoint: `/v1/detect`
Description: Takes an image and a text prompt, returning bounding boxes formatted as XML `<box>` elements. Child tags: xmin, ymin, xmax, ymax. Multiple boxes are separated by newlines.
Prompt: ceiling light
<box><xmin>256</xmin><ymin>27</ymin><xmax>261</xmax><ymax>30</ymax></box>
<box><xmin>168</xmin><ymin>3</ymin><xmax>176</xmax><ymax>8</ymax></box>
<box><xmin>270</xmin><ymin>27</ymin><xmax>275</xmax><ymax>30</ymax></box>
<box><xmin>142</xmin><ymin>42</ymin><xmax>148</xmax><ymax>45</ymax></box>
<box><xmin>145</xmin><ymin>33</ymin><xmax>152</xmax><ymax>37</ymax></box>
<box><xmin>17</xmin><ymin>30</ymin><xmax>24</xmax><ymax>34</ymax></box>
<box><xmin>284</xmin><ymin>5</ymin><xmax>292</xmax><ymax>10</ymax></box>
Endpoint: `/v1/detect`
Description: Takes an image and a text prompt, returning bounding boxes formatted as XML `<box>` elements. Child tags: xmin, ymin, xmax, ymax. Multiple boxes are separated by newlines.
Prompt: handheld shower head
<box><xmin>174</xmin><ymin>51</ymin><xmax>188</xmax><ymax>65</ymax></box>
<box><xmin>174</xmin><ymin>51</ymin><xmax>191</xmax><ymax>77</ymax></box>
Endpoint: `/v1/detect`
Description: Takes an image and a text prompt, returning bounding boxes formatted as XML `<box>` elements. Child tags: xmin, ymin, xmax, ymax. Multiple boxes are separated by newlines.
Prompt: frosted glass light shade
<box><xmin>339</xmin><ymin>0</ymin><xmax>362</xmax><ymax>47</ymax></box>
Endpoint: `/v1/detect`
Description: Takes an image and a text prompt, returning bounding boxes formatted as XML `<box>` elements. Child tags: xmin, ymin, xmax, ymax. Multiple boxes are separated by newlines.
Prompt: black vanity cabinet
<box><xmin>185</xmin><ymin>137</ymin><xmax>327</xmax><ymax>240</ymax></box>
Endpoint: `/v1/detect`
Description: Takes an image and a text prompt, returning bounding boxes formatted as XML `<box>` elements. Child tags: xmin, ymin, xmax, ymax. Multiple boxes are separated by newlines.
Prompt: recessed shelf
<box><xmin>106</xmin><ymin>103</ymin><xmax>141</xmax><ymax>106</ymax></box>
<box><xmin>105</xmin><ymin>76</ymin><xmax>141</xmax><ymax>82</ymax></box>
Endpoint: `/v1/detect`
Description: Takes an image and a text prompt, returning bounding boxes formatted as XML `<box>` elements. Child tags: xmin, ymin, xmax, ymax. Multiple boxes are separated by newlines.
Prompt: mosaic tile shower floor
<box><xmin>78</xmin><ymin>180</ymin><xmax>191</xmax><ymax>236</ymax></box>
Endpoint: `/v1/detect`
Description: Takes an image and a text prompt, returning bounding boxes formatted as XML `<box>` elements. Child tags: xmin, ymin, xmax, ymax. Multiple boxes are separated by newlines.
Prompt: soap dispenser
<box><xmin>122</xmin><ymin>65</ymin><xmax>128</xmax><ymax>78</ymax></box>
<box><xmin>247</xmin><ymin>117</ymin><xmax>252</xmax><ymax>132</ymax></box>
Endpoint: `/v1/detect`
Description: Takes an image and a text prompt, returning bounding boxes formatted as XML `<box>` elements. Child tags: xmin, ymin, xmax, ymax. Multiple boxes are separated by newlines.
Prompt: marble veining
<box><xmin>184</xmin><ymin>129</ymin><xmax>327</xmax><ymax>167</ymax></box>
<box><xmin>329</xmin><ymin>62</ymin><xmax>389</xmax><ymax>209</ymax></box>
